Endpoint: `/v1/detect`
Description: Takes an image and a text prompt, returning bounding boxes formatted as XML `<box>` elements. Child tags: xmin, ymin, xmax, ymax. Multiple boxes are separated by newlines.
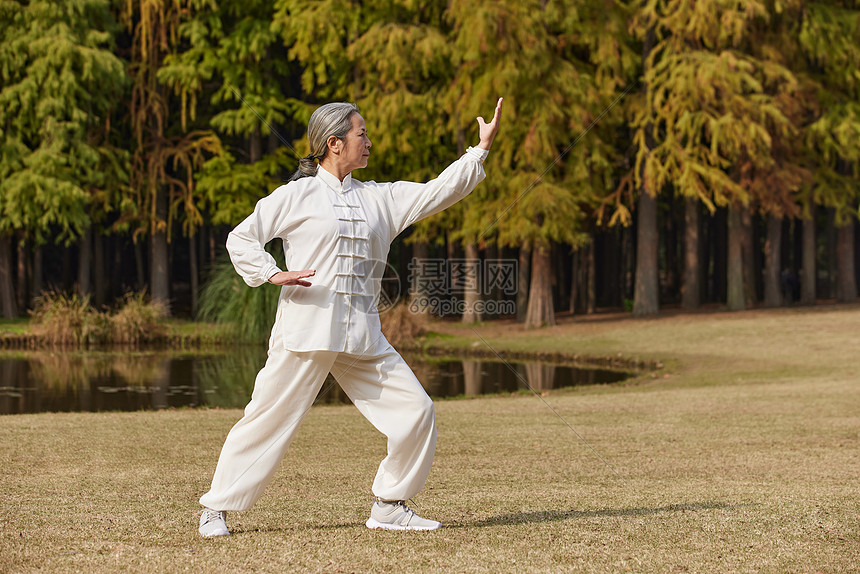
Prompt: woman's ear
<box><xmin>326</xmin><ymin>135</ymin><xmax>340</xmax><ymax>155</ymax></box>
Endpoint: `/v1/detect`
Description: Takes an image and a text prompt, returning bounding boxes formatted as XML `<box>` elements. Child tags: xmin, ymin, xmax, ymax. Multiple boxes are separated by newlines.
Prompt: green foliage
<box><xmin>0</xmin><ymin>0</ymin><xmax>127</xmax><ymax>244</ymax></box>
<box><xmin>611</xmin><ymin>0</ymin><xmax>805</xmax><ymax>225</ymax></box>
<box><xmin>797</xmin><ymin>1</ymin><xmax>860</xmax><ymax>222</ymax></box>
<box><xmin>197</xmin><ymin>257</ymin><xmax>279</xmax><ymax>342</ymax></box>
<box><xmin>418</xmin><ymin>1</ymin><xmax>621</xmax><ymax>249</ymax></box>
<box><xmin>158</xmin><ymin>0</ymin><xmax>311</xmax><ymax>228</ymax></box>
<box><xmin>196</xmin><ymin>148</ymin><xmax>297</xmax><ymax>226</ymax></box>
<box><xmin>273</xmin><ymin>0</ymin><xmax>363</xmax><ymax>101</ymax></box>
<box><xmin>3</xmin><ymin>0</ymin><xmax>860</xmax><ymax>318</ymax></box>
<box><xmin>119</xmin><ymin>0</ymin><xmax>227</xmax><ymax>244</ymax></box>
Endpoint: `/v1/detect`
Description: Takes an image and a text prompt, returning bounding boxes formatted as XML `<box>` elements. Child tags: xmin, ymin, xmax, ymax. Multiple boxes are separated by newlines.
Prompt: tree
<box><xmin>117</xmin><ymin>0</ymin><xmax>226</xmax><ymax>315</ymax></box>
<box><xmin>329</xmin><ymin>0</ymin><xmax>457</xmax><ymax>317</ymax></box>
<box><xmin>445</xmin><ymin>0</ymin><xmax>628</xmax><ymax>328</ymax></box>
<box><xmin>621</xmin><ymin>0</ymin><xmax>802</xmax><ymax>313</ymax></box>
<box><xmin>159</xmin><ymin>0</ymin><xmax>308</xmax><ymax>315</ymax></box>
<box><xmin>0</xmin><ymin>0</ymin><xmax>127</xmax><ymax>315</ymax></box>
<box><xmin>798</xmin><ymin>1</ymin><xmax>860</xmax><ymax>303</ymax></box>
<box><xmin>681</xmin><ymin>198</ymin><xmax>700</xmax><ymax>309</ymax></box>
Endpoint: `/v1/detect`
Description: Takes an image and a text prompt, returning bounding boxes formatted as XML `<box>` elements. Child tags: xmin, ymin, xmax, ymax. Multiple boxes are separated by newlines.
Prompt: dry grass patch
<box><xmin>1</xmin><ymin>305</ymin><xmax>859</xmax><ymax>572</ymax></box>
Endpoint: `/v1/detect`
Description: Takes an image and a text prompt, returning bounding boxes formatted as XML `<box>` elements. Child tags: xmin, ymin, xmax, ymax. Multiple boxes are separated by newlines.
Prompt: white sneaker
<box><xmin>198</xmin><ymin>508</ymin><xmax>229</xmax><ymax>537</ymax></box>
<box><xmin>366</xmin><ymin>499</ymin><xmax>441</xmax><ymax>531</ymax></box>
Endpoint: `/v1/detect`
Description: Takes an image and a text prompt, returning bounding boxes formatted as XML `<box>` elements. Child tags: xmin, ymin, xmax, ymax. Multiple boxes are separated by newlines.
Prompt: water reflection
<box><xmin>0</xmin><ymin>349</ymin><xmax>631</xmax><ymax>415</ymax></box>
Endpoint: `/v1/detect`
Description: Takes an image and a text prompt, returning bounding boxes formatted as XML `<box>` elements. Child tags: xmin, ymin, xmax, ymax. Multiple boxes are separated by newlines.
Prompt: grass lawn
<box><xmin>0</xmin><ymin>317</ymin><xmax>30</xmax><ymax>336</ymax></box>
<box><xmin>1</xmin><ymin>305</ymin><xmax>858</xmax><ymax>572</ymax></box>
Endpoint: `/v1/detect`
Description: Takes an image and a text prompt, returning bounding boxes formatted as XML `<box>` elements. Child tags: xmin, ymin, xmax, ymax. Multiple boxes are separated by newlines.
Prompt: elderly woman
<box><xmin>198</xmin><ymin>98</ymin><xmax>503</xmax><ymax>537</ymax></box>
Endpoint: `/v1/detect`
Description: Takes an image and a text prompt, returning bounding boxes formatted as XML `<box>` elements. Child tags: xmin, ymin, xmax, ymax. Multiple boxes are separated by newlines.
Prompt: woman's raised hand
<box><xmin>477</xmin><ymin>97</ymin><xmax>503</xmax><ymax>151</ymax></box>
<box><xmin>268</xmin><ymin>270</ymin><xmax>316</xmax><ymax>287</ymax></box>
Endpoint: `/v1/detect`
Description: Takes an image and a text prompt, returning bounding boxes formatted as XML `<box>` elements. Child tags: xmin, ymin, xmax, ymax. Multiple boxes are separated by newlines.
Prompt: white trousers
<box><xmin>199</xmin><ymin>333</ymin><xmax>437</xmax><ymax>512</ymax></box>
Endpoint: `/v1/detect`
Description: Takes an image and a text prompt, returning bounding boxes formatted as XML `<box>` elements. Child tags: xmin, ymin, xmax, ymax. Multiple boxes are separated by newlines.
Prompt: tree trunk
<box><xmin>727</xmin><ymin>207</ymin><xmax>745</xmax><ymax>311</ymax></box>
<box><xmin>552</xmin><ymin>240</ymin><xmax>564</xmax><ymax>310</ymax></box>
<box><xmin>826</xmin><ymin>208</ymin><xmax>837</xmax><ymax>298</ymax></box>
<box><xmin>16</xmin><ymin>240</ymin><xmax>27</xmax><ymax>312</ymax></box>
<box><xmin>633</xmin><ymin>191</ymin><xmax>659</xmax><ymax>316</ymax></box>
<box><xmin>586</xmin><ymin>239</ymin><xmax>596</xmax><ymax>314</ymax></box>
<box><xmin>0</xmin><ymin>236</ymin><xmax>18</xmax><ymax>318</ymax></box>
<box><xmin>462</xmin><ymin>360</ymin><xmax>482</xmax><ymax>396</ymax></box>
<box><xmin>208</xmin><ymin>231</ymin><xmax>216</xmax><ymax>267</ymax></box>
<box><xmin>740</xmin><ymin>206</ymin><xmax>757</xmax><ymax>308</ymax></box>
<box><xmin>601</xmin><ymin>230</ymin><xmax>620</xmax><ymax>306</ymax></box>
<box><xmin>250</xmin><ymin>127</ymin><xmax>262</xmax><ymax>163</ymax></box>
<box><xmin>486</xmin><ymin>243</ymin><xmax>500</xmax><ymax>305</ymax></box>
<box><xmin>836</xmin><ymin>221</ymin><xmax>857</xmax><ymax>302</ymax></box>
<box><xmin>681</xmin><ymin>197</ymin><xmax>700</xmax><ymax>310</ymax></box>
<box><xmin>664</xmin><ymin>200</ymin><xmax>678</xmax><ymax>300</ymax></box>
<box><xmin>93</xmin><ymin>233</ymin><xmax>106</xmax><ymax>307</ymax></box>
<box><xmin>524</xmin><ymin>362</ymin><xmax>556</xmax><ymax>391</ymax></box>
<box><xmin>516</xmin><ymin>244</ymin><xmax>530</xmax><ymax>322</ymax></box>
<box><xmin>525</xmin><ymin>243</ymin><xmax>555</xmax><ymax>328</ymax></box>
<box><xmin>77</xmin><ymin>227</ymin><xmax>92</xmax><ymax>298</ymax></box>
<box><xmin>763</xmin><ymin>214</ymin><xmax>783</xmax><ymax>307</ymax></box>
<box><xmin>151</xmin><ymin>190</ymin><xmax>171</xmax><ymax>314</ymax></box>
<box><xmin>32</xmin><ymin>245</ymin><xmax>43</xmax><ymax>300</ymax></box>
<box><xmin>801</xmin><ymin>216</ymin><xmax>816</xmax><ymax>305</ymax></box>
<box><xmin>408</xmin><ymin>241</ymin><xmax>429</xmax><ymax>312</ymax></box>
<box><xmin>461</xmin><ymin>243</ymin><xmax>482</xmax><ymax>324</ymax></box>
<box><xmin>570</xmin><ymin>249</ymin><xmax>578</xmax><ymax>313</ymax></box>
<box><xmin>712</xmin><ymin>208</ymin><xmax>728</xmax><ymax>302</ymax></box>
<box><xmin>633</xmin><ymin>24</ymin><xmax>658</xmax><ymax>317</ymax></box>
<box><xmin>622</xmin><ymin>224</ymin><xmax>635</xmax><ymax>303</ymax></box>
<box><xmin>698</xmin><ymin>205</ymin><xmax>709</xmax><ymax>303</ymax></box>
<box><xmin>111</xmin><ymin>237</ymin><xmax>123</xmax><ymax>294</ymax></box>
<box><xmin>189</xmin><ymin>233</ymin><xmax>199</xmax><ymax>318</ymax></box>
<box><xmin>134</xmin><ymin>240</ymin><xmax>145</xmax><ymax>291</ymax></box>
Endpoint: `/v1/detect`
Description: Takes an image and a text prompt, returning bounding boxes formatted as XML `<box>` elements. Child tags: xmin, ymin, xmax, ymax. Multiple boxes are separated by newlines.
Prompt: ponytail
<box><xmin>290</xmin><ymin>154</ymin><xmax>321</xmax><ymax>182</ymax></box>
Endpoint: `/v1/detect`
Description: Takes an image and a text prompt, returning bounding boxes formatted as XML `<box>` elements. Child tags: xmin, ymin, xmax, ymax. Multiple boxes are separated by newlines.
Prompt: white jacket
<box><xmin>226</xmin><ymin>147</ymin><xmax>488</xmax><ymax>354</ymax></box>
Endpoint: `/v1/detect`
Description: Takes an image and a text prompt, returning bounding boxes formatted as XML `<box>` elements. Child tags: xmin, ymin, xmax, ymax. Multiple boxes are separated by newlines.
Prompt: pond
<box><xmin>0</xmin><ymin>348</ymin><xmax>633</xmax><ymax>415</ymax></box>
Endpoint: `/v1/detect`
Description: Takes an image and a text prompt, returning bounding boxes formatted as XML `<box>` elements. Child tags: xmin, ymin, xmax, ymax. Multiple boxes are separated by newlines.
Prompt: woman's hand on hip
<box><xmin>477</xmin><ymin>97</ymin><xmax>503</xmax><ymax>151</ymax></box>
<box><xmin>268</xmin><ymin>270</ymin><xmax>316</xmax><ymax>287</ymax></box>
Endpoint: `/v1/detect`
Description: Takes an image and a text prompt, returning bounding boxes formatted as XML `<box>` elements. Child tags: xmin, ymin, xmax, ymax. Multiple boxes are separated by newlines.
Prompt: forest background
<box><xmin>1</xmin><ymin>0</ymin><xmax>859</xmax><ymax>333</ymax></box>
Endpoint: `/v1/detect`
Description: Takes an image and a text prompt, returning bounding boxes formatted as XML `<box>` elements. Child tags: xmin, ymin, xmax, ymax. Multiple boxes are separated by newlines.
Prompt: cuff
<box><xmin>260</xmin><ymin>264</ymin><xmax>282</xmax><ymax>284</ymax></box>
<box><xmin>466</xmin><ymin>146</ymin><xmax>490</xmax><ymax>164</ymax></box>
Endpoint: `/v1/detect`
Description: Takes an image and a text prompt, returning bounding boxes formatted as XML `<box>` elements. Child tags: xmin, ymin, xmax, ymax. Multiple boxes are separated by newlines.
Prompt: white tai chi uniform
<box><xmin>200</xmin><ymin>147</ymin><xmax>488</xmax><ymax>511</ymax></box>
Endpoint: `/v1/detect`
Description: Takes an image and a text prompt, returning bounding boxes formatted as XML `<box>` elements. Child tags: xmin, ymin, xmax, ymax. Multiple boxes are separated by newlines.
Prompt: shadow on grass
<box><xmin>274</xmin><ymin>501</ymin><xmax>753</xmax><ymax>533</ymax></box>
<box><xmin>451</xmin><ymin>501</ymin><xmax>753</xmax><ymax>529</ymax></box>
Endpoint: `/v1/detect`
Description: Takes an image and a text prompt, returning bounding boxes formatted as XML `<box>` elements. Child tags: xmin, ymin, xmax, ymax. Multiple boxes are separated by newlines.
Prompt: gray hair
<box><xmin>290</xmin><ymin>102</ymin><xmax>360</xmax><ymax>181</ymax></box>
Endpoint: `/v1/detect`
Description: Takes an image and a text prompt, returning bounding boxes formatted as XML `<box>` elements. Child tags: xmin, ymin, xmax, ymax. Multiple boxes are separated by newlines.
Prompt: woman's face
<box><xmin>338</xmin><ymin>113</ymin><xmax>372</xmax><ymax>172</ymax></box>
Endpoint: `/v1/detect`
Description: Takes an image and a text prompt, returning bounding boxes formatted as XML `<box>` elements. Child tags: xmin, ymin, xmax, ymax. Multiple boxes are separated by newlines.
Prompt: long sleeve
<box><xmin>221</xmin><ymin>147</ymin><xmax>490</xmax><ymax>355</ymax></box>
<box><xmin>384</xmin><ymin>146</ymin><xmax>488</xmax><ymax>237</ymax></box>
<box><xmin>226</xmin><ymin>186</ymin><xmax>292</xmax><ymax>287</ymax></box>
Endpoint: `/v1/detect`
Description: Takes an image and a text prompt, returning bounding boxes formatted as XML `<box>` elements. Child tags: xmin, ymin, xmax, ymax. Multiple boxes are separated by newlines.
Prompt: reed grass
<box><xmin>197</xmin><ymin>258</ymin><xmax>278</xmax><ymax>343</ymax></box>
<box><xmin>380</xmin><ymin>300</ymin><xmax>429</xmax><ymax>346</ymax></box>
<box><xmin>29</xmin><ymin>291</ymin><xmax>167</xmax><ymax>347</ymax></box>
<box><xmin>30</xmin><ymin>292</ymin><xmax>108</xmax><ymax>347</ymax></box>
<box><xmin>108</xmin><ymin>292</ymin><xmax>167</xmax><ymax>345</ymax></box>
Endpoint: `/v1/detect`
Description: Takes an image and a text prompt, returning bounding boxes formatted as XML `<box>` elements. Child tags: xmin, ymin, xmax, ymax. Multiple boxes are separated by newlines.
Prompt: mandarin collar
<box><xmin>317</xmin><ymin>165</ymin><xmax>353</xmax><ymax>194</ymax></box>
